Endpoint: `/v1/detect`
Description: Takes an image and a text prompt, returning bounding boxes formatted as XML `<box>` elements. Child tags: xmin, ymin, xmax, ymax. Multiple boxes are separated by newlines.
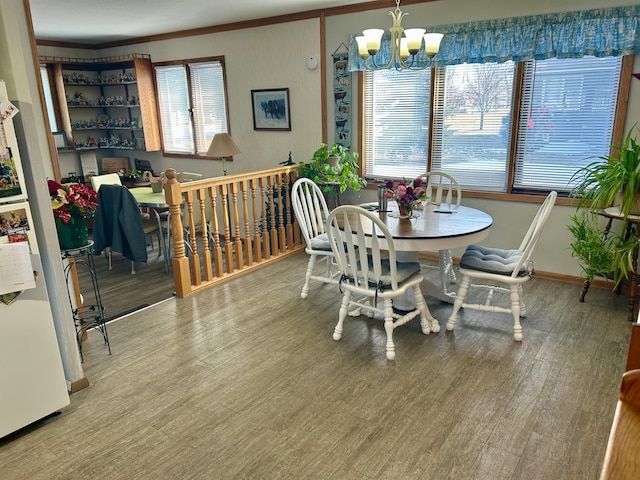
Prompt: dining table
<box><xmin>359</xmin><ymin>201</ymin><xmax>494</xmax><ymax>304</ymax></box>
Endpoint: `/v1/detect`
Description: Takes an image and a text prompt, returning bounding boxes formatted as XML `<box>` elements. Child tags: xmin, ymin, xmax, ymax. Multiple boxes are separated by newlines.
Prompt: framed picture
<box><xmin>251</xmin><ymin>88</ymin><xmax>291</xmax><ymax>131</ymax></box>
<box><xmin>0</xmin><ymin>202</ymin><xmax>34</xmax><ymax>247</ymax></box>
<box><xmin>52</xmin><ymin>131</ymin><xmax>68</xmax><ymax>149</ymax></box>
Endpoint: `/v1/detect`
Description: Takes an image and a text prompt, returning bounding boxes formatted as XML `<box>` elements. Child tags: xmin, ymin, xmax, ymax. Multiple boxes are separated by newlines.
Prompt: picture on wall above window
<box><xmin>251</xmin><ymin>88</ymin><xmax>291</xmax><ymax>131</ymax></box>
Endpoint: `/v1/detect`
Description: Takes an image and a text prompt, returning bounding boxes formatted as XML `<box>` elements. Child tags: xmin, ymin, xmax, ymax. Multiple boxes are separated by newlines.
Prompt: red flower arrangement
<box><xmin>48</xmin><ymin>179</ymin><xmax>97</xmax><ymax>225</ymax></box>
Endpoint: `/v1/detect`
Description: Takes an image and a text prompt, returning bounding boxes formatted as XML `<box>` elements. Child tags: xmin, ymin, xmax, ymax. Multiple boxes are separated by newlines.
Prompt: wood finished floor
<box><xmin>77</xmin><ymin>235</ymin><xmax>175</xmax><ymax>321</ymax></box>
<box><xmin>0</xmin><ymin>252</ymin><xmax>633</xmax><ymax>479</ymax></box>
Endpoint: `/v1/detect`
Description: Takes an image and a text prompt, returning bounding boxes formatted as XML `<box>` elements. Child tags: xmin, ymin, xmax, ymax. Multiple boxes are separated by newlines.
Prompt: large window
<box><xmin>363</xmin><ymin>56</ymin><xmax>623</xmax><ymax>194</ymax></box>
<box><xmin>154</xmin><ymin>57</ymin><xmax>229</xmax><ymax>156</ymax></box>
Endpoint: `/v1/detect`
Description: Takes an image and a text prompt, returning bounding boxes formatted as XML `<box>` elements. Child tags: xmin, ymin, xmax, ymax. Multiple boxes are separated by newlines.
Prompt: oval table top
<box><xmin>355</xmin><ymin>202</ymin><xmax>493</xmax><ymax>252</ymax></box>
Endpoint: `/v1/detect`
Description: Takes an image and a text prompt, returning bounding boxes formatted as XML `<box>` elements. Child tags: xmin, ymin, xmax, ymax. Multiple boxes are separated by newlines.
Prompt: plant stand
<box><xmin>595</xmin><ymin>208</ymin><xmax>640</xmax><ymax>322</ymax></box>
<box><xmin>61</xmin><ymin>241</ymin><xmax>110</xmax><ymax>361</ymax></box>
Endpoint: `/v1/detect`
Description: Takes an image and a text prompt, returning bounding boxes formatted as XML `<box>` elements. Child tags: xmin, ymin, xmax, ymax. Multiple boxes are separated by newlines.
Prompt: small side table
<box><xmin>61</xmin><ymin>241</ymin><xmax>111</xmax><ymax>361</ymax></box>
<box><xmin>597</xmin><ymin>208</ymin><xmax>640</xmax><ymax>322</ymax></box>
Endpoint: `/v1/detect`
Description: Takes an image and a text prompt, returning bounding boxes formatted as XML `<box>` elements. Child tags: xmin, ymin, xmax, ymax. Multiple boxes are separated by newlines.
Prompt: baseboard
<box><xmin>69</xmin><ymin>377</ymin><xmax>90</xmax><ymax>394</ymax></box>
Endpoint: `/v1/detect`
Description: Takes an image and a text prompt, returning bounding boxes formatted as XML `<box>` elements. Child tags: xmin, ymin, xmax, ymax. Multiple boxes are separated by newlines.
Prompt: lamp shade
<box><xmin>207</xmin><ymin>132</ymin><xmax>240</xmax><ymax>158</ymax></box>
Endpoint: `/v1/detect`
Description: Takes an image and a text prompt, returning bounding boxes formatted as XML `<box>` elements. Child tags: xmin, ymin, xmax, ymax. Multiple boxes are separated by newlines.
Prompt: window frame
<box><xmin>153</xmin><ymin>56</ymin><xmax>231</xmax><ymax>159</ymax></box>
<box><xmin>360</xmin><ymin>55</ymin><xmax>632</xmax><ymax>202</ymax></box>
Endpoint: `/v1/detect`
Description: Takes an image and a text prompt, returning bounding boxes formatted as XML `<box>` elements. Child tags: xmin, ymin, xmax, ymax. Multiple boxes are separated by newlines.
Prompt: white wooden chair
<box><xmin>446</xmin><ymin>191</ymin><xmax>557</xmax><ymax>341</ymax></box>
<box><xmin>291</xmin><ymin>178</ymin><xmax>340</xmax><ymax>298</ymax></box>
<box><xmin>417</xmin><ymin>171</ymin><xmax>462</xmax><ymax>296</ymax></box>
<box><xmin>326</xmin><ymin>205</ymin><xmax>439</xmax><ymax>360</ymax></box>
<box><xmin>90</xmin><ymin>173</ymin><xmax>122</xmax><ymax>192</ymax></box>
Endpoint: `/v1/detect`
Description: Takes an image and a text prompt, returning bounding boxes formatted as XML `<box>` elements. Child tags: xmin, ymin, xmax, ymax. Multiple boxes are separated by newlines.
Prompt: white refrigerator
<box><xmin>0</xmin><ymin>80</ymin><xmax>69</xmax><ymax>438</ymax></box>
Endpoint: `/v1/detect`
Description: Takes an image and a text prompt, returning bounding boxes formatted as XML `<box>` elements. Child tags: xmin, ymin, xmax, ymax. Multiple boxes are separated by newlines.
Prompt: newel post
<box><xmin>164</xmin><ymin>168</ymin><xmax>191</xmax><ymax>297</ymax></box>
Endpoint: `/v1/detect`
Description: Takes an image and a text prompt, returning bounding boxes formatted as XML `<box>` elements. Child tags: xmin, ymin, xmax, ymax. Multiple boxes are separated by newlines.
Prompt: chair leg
<box><xmin>383</xmin><ymin>298</ymin><xmax>396</xmax><ymax>360</ymax></box>
<box><xmin>131</xmin><ymin>261</ymin><xmax>136</xmax><ymax>275</ymax></box>
<box><xmin>510</xmin><ymin>284</ymin><xmax>523</xmax><ymax>341</ymax></box>
<box><xmin>301</xmin><ymin>254</ymin><xmax>317</xmax><ymax>299</ymax></box>
<box><xmin>333</xmin><ymin>290</ymin><xmax>351</xmax><ymax>341</ymax></box>
<box><xmin>447</xmin><ymin>275</ymin><xmax>471</xmax><ymax>331</ymax></box>
<box><xmin>518</xmin><ymin>284</ymin><xmax>527</xmax><ymax>317</ymax></box>
<box><xmin>412</xmin><ymin>285</ymin><xmax>439</xmax><ymax>334</ymax></box>
<box><xmin>107</xmin><ymin>248</ymin><xmax>113</xmax><ymax>270</ymax></box>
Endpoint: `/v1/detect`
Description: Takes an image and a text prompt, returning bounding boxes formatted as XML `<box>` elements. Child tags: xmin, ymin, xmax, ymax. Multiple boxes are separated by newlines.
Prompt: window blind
<box><xmin>513</xmin><ymin>56</ymin><xmax>621</xmax><ymax>192</ymax></box>
<box><xmin>431</xmin><ymin>62</ymin><xmax>514</xmax><ymax>191</ymax></box>
<box><xmin>363</xmin><ymin>68</ymin><xmax>431</xmax><ymax>181</ymax></box>
<box><xmin>189</xmin><ymin>61</ymin><xmax>227</xmax><ymax>154</ymax></box>
<box><xmin>155</xmin><ymin>64</ymin><xmax>192</xmax><ymax>154</ymax></box>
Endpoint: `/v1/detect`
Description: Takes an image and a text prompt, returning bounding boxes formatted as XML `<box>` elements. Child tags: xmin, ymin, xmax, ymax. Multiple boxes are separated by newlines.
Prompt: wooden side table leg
<box><xmin>579</xmin><ymin>280</ymin><xmax>590</xmax><ymax>302</ymax></box>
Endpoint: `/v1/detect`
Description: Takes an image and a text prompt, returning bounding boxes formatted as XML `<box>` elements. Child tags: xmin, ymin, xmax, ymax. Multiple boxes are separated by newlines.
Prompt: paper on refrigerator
<box><xmin>0</xmin><ymin>242</ymin><xmax>35</xmax><ymax>296</ymax></box>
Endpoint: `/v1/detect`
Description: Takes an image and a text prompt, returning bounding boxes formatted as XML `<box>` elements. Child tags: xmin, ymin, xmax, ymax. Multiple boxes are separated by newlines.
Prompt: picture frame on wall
<box><xmin>52</xmin><ymin>131</ymin><xmax>68</xmax><ymax>149</ymax></box>
<box><xmin>251</xmin><ymin>88</ymin><xmax>291</xmax><ymax>131</ymax></box>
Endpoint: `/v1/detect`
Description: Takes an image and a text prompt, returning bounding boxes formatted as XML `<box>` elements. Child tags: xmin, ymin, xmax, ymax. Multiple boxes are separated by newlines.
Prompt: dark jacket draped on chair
<box><xmin>93</xmin><ymin>184</ymin><xmax>147</xmax><ymax>263</ymax></box>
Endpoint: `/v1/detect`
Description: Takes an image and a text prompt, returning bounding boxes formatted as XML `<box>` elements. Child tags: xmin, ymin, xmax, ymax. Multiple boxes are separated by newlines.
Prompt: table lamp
<box><xmin>207</xmin><ymin>132</ymin><xmax>240</xmax><ymax>176</ymax></box>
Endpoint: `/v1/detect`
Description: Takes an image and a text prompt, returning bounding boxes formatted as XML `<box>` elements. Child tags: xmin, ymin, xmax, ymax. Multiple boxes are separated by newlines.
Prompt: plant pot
<box><xmin>326</xmin><ymin>155</ymin><xmax>340</xmax><ymax>168</ymax></box>
<box><xmin>616</xmin><ymin>190</ymin><xmax>640</xmax><ymax>215</ymax></box>
<box><xmin>56</xmin><ymin>217</ymin><xmax>90</xmax><ymax>250</ymax></box>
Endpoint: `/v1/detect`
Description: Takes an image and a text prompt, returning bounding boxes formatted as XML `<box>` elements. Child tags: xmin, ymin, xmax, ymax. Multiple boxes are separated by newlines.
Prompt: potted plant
<box><xmin>297</xmin><ymin>143</ymin><xmax>367</xmax><ymax>196</ymax></box>
<box><xmin>570</xmin><ymin>127</ymin><xmax>640</xmax><ymax>215</ymax></box>
<box><xmin>569</xmin><ymin>127</ymin><xmax>640</xmax><ymax>291</ymax></box>
<box><xmin>117</xmin><ymin>168</ymin><xmax>143</xmax><ymax>186</ymax></box>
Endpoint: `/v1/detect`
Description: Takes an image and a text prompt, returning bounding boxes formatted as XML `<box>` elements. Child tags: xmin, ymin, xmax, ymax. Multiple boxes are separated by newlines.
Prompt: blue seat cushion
<box><xmin>459</xmin><ymin>244</ymin><xmax>527</xmax><ymax>277</ymax></box>
<box><xmin>310</xmin><ymin>233</ymin><xmax>331</xmax><ymax>251</ymax></box>
<box><xmin>367</xmin><ymin>258</ymin><xmax>421</xmax><ymax>288</ymax></box>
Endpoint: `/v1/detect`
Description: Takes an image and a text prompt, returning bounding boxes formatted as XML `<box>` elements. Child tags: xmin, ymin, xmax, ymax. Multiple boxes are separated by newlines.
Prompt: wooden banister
<box><xmin>162</xmin><ymin>166</ymin><xmax>304</xmax><ymax>297</ymax></box>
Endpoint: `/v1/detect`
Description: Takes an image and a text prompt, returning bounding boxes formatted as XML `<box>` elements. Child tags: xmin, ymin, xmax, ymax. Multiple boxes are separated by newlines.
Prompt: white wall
<box><xmin>36</xmin><ymin>0</ymin><xmax>640</xmax><ymax>278</ymax></box>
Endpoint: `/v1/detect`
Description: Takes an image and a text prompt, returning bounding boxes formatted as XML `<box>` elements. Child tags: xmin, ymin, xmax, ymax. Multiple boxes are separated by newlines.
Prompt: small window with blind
<box><xmin>154</xmin><ymin>57</ymin><xmax>230</xmax><ymax>156</ymax></box>
<box><xmin>362</xmin><ymin>55</ymin><xmax>624</xmax><ymax>195</ymax></box>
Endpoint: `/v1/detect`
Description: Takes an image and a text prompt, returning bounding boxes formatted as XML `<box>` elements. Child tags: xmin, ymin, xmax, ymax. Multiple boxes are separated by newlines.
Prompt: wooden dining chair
<box><xmin>291</xmin><ymin>178</ymin><xmax>340</xmax><ymax>298</ymax></box>
<box><xmin>418</xmin><ymin>171</ymin><xmax>462</xmax><ymax>297</ymax></box>
<box><xmin>446</xmin><ymin>191</ymin><xmax>557</xmax><ymax>341</ymax></box>
<box><xmin>326</xmin><ymin>205</ymin><xmax>439</xmax><ymax>360</ymax></box>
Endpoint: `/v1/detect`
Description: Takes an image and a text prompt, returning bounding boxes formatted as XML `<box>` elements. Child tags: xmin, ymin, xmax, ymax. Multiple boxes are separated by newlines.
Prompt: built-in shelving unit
<box><xmin>43</xmin><ymin>54</ymin><xmax>161</xmax><ymax>154</ymax></box>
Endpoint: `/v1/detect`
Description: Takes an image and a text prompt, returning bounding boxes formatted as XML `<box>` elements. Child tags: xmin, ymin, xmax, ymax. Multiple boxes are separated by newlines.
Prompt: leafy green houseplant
<box><xmin>570</xmin><ymin>127</ymin><xmax>640</xmax><ymax>215</ymax></box>
<box><xmin>297</xmin><ymin>143</ymin><xmax>366</xmax><ymax>196</ymax></box>
<box><xmin>569</xmin><ymin>127</ymin><xmax>640</xmax><ymax>290</ymax></box>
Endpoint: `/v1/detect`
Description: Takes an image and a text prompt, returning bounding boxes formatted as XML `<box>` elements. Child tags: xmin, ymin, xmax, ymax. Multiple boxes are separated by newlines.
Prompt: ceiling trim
<box><xmin>34</xmin><ymin>0</ymin><xmax>439</xmax><ymax>50</ymax></box>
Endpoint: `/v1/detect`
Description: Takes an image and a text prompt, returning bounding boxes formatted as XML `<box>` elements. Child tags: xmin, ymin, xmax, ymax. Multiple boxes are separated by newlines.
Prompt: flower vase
<box><xmin>56</xmin><ymin>217</ymin><xmax>90</xmax><ymax>250</ymax></box>
<box><xmin>398</xmin><ymin>202</ymin><xmax>413</xmax><ymax>219</ymax></box>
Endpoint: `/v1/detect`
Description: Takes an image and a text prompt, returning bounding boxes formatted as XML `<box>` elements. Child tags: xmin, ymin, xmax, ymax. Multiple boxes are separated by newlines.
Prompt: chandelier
<box><xmin>355</xmin><ymin>0</ymin><xmax>443</xmax><ymax>70</ymax></box>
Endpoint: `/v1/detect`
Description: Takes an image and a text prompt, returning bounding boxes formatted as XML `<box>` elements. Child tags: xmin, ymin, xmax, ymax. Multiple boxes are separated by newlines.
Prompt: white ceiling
<box><xmin>28</xmin><ymin>0</ymin><xmax>374</xmax><ymax>45</ymax></box>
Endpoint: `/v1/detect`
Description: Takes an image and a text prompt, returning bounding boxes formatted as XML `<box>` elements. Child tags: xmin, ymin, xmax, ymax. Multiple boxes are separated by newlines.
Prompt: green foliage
<box><xmin>568</xmin><ymin>128</ymin><xmax>640</xmax><ymax>288</ymax></box>
<box><xmin>297</xmin><ymin>143</ymin><xmax>366</xmax><ymax>196</ymax></box>
<box><xmin>570</xmin><ymin>126</ymin><xmax>640</xmax><ymax>217</ymax></box>
<box><xmin>567</xmin><ymin>213</ymin><xmax>616</xmax><ymax>284</ymax></box>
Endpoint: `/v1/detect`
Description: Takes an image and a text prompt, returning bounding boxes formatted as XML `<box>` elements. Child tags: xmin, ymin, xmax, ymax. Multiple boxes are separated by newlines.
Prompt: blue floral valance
<box><xmin>348</xmin><ymin>5</ymin><xmax>640</xmax><ymax>71</ymax></box>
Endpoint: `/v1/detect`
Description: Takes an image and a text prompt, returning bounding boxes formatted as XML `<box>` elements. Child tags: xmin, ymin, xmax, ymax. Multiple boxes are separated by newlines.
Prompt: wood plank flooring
<box><xmin>77</xmin><ymin>237</ymin><xmax>175</xmax><ymax>321</ymax></box>
<box><xmin>0</xmin><ymin>252</ymin><xmax>633</xmax><ymax>479</ymax></box>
